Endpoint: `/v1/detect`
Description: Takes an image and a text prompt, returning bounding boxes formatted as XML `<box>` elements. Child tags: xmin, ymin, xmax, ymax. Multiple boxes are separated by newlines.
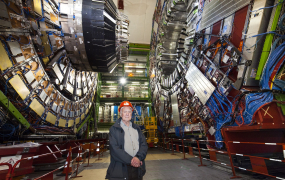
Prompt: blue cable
<box><xmin>273</xmin><ymin>79</ymin><xmax>285</xmax><ymax>91</ymax></box>
<box><xmin>206</xmin><ymin>90</ymin><xmax>233</xmax><ymax>148</ymax></box>
<box><xmin>0</xmin><ymin>124</ymin><xmax>18</xmax><ymax>138</ymax></box>
<box><xmin>260</xmin><ymin>41</ymin><xmax>285</xmax><ymax>90</ymax></box>
<box><xmin>246</xmin><ymin>31</ymin><xmax>283</xmax><ymax>39</ymax></box>
<box><xmin>271</xmin><ymin>35</ymin><xmax>285</xmax><ymax>52</ymax></box>
<box><xmin>0</xmin><ymin>37</ymin><xmax>14</xmax><ymax>65</ymax></box>
<box><xmin>278</xmin><ymin>13</ymin><xmax>285</xmax><ymax>30</ymax></box>
<box><xmin>242</xmin><ymin>92</ymin><xmax>273</xmax><ymax>124</ymax></box>
<box><xmin>250</xmin><ymin>0</ymin><xmax>284</xmax><ymax>13</ymax></box>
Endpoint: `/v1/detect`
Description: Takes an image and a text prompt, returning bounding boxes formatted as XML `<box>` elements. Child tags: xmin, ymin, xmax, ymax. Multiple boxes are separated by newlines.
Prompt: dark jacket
<box><xmin>106</xmin><ymin>118</ymin><xmax>148</xmax><ymax>180</ymax></box>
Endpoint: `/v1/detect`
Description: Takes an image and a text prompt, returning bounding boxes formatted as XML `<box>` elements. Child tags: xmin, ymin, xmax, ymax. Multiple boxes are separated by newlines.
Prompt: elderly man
<box><xmin>106</xmin><ymin>101</ymin><xmax>148</xmax><ymax>180</ymax></box>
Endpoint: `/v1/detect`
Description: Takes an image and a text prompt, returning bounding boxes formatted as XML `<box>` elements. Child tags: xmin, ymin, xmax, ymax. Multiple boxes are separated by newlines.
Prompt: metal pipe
<box><xmin>0</xmin><ymin>163</ymin><xmax>12</xmax><ymax>180</ymax></box>
<box><xmin>65</xmin><ymin>147</ymin><xmax>72</xmax><ymax>180</ymax></box>
<box><xmin>196</xmin><ymin>140</ymin><xmax>206</xmax><ymax>167</ymax></box>
<box><xmin>62</xmin><ymin>63</ymin><xmax>71</xmax><ymax>88</ymax></box>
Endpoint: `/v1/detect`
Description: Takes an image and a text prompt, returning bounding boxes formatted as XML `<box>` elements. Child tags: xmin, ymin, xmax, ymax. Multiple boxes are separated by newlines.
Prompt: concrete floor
<box><xmin>64</xmin><ymin>148</ymin><xmax>275</xmax><ymax>180</ymax></box>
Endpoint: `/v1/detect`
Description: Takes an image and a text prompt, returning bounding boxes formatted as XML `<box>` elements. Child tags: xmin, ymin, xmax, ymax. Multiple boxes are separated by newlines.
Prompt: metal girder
<box><xmin>123</xmin><ymin>67</ymin><xmax>146</xmax><ymax>70</ymax></box>
<box><xmin>129</xmin><ymin>50</ymin><xmax>149</xmax><ymax>56</ymax></box>
<box><xmin>129</xmin><ymin>48</ymin><xmax>150</xmax><ymax>52</ymax></box>
<box><xmin>101</xmin><ymin>76</ymin><xmax>149</xmax><ymax>81</ymax></box>
<box><xmin>77</xmin><ymin>115</ymin><xmax>93</xmax><ymax>132</ymax></box>
<box><xmin>101</xmin><ymin>84</ymin><xmax>147</xmax><ymax>87</ymax></box>
<box><xmin>0</xmin><ymin>90</ymin><xmax>31</xmax><ymax>129</ymax></box>
<box><xmin>122</xmin><ymin>61</ymin><xmax>147</xmax><ymax>64</ymax></box>
<box><xmin>129</xmin><ymin>43</ymin><xmax>150</xmax><ymax>49</ymax></box>
<box><xmin>97</xmin><ymin>123</ymin><xmax>115</xmax><ymax>128</ymax></box>
<box><xmin>127</xmin><ymin>53</ymin><xmax>149</xmax><ymax>56</ymax></box>
<box><xmin>97</xmin><ymin>73</ymin><xmax>102</xmax><ymax>99</ymax></box>
<box><xmin>100</xmin><ymin>97</ymin><xmax>149</xmax><ymax>103</ymax></box>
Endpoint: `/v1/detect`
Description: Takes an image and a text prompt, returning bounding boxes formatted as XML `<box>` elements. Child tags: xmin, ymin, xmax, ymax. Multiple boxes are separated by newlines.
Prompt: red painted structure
<box><xmin>118</xmin><ymin>0</ymin><xmax>124</xmax><ymax>10</ymax></box>
<box><xmin>0</xmin><ymin>139</ymin><xmax>107</xmax><ymax>180</ymax></box>
<box><xmin>160</xmin><ymin>138</ymin><xmax>285</xmax><ymax>179</ymax></box>
<box><xmin>0</xmin><ymin>144</ymin><xmax>39</xmax><ymax>180</ymax></box>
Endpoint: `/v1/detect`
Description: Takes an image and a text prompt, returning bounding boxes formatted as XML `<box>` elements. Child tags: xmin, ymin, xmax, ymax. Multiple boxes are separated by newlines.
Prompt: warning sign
<box><xmin>0</xmin><ymin>155</ymin><xmax>22</xmax><ymax>170</ymax></box>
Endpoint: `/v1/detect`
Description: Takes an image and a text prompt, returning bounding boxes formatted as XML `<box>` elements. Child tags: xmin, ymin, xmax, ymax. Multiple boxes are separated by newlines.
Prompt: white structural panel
<box><xmin>185</xmin><ymin>63</ymin><xmax>216</xmax><ymax>105</ymax></box>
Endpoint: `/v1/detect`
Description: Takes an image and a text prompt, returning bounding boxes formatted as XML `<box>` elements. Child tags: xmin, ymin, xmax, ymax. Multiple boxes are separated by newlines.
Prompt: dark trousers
<box><xmin>127</xmin><ymin>166</ymin><xmax>143</xmax><ymax>180</ymax></box>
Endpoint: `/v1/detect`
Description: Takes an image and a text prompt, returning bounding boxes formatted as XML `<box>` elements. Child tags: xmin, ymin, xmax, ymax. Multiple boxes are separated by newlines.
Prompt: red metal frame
<box><xmin>0</xmin><ymin>145</ymin><xmax>38</xmax><ymax>179</ymax></box>
<box><xmin>10</xmin><ymin>140</ymin><xmax>106</xmax><ymax>180</ymax></box>
<box><xmin>0</xmin><ymin>163</ymin><xmax>12</xmax><ymax>180</ymax></box>
<box><xmin>118</xmin><ymin>0</ymin><xmax>124</xmax><ymax>10</ymax></box>
<box><xmin>0</xmin><ymin>139</ymin><xmax>106</xmax><ymax>180</ymax></box>
<box><xmin>158</xmin><ymin>138</ymin><xmax>285</xmax><ymax>179</ymax></box>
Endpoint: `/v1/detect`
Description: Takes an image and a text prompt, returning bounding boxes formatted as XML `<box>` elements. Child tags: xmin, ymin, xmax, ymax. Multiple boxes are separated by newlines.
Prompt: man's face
<box><xmin>121</xmin><ymin>107</ymin><xmax>132</xmax><ymax>122</ymax></box>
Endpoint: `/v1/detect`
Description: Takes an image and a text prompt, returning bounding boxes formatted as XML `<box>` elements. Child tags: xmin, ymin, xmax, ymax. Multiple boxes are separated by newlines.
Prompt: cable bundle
<box><xmin>0</xmin><ymin>124</ymin><xmax>18</xmax><ymax>138</ymax></box>
<box><xmin>31</xmin><ymin>124</ymin><xmax>73</xmax><ymax>134</ymax></box>
<box><xmin>241</xmin><ymin>42</ymin><xmax>285</xmax><ymax>125</ymax></box>
<box><xmin>260</xmin><ymin>41</ymin><xmax>285</xmax><ymax>90</ymax></box>
<box><xmin>174</xmin><ymin>124</ymin><xmax>186</xmax><ymax>138</ymax></box>
<box><xmin>242</xmin><ymin>91</ymin><xmax>273</xmax><ymax>124</ymax></box>
<box><xmin>231</xmin><ymin>93</ymin><xmax>246</xmax><ymax>126</ymax></box>
<box><xmin>206</xmin><ymin>90</ymin><xmax>232</xmax><ymax>149</ymax></box>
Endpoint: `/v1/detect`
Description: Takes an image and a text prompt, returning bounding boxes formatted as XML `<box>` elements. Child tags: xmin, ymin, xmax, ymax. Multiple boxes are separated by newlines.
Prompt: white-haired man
<box><xmin>106</xmin><ymin>101</ymin><xmax>148</xmax><ymax>180</ymax></box>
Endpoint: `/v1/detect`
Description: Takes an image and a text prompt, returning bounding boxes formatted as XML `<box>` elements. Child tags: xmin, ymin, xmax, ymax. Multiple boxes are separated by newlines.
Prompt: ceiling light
<box><xmin>106</xmin><ymin>81</ymin><xmax>115</xmax><ymax>83</ymax></box>
<box><xmin>132</xmin><ymin>82</ymin><xmax>139</xmax><ymax>84</ymax></box>
<box><xmin>136</xmin><ymin>70</ymin><xmax>144</xmax><ymax>73</ymax></box>
<box><xmin>109</xmin><ymin>88</ymin><xmax>116</xmax><ymax>89</ymax></box>
<box><xmin>125</xmin><ymin>70</ymin><xmax>132</xmax><ymax>72</ymax></box>
<box><xmin>120</xmin><ymin>77</ymin><xmax>126</xmax><ymax>85</ymax></box>
<box><xmin>125</xmin><ymin>66</ymin><xmax>145</xmax><ymax>68</ymax></box>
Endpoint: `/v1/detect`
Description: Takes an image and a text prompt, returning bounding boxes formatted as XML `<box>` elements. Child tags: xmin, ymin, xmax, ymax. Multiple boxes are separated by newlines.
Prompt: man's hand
<box><xmin>131</xmin><ymin>157</ymin><xmax>141</xmax><ymax>167</ymax></box>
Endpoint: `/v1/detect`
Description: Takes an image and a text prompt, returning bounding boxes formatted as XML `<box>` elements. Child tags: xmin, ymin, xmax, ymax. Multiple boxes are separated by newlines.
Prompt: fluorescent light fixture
<box><xmin>136</xmin><ymin>70</ymin><xmax>144</xmax><ymax>73</ymax></box>
<box><xmin>120</xmin><ymin>77</ymin><xmax>126</xmax><ymax>85</ymax></box>
<box><xmin>106</xmin><ymin>81</ymin><xmax>115</xmax><ymax>83</ymax></box>
<box><xmin>109</xmin><ymin>88</ymin><xmax>116</xmax><ymax>89</ymax></box>
<box><xmin>97</xmin><ymin>130</ymin><xmax>110</xmax><ymax>133</ymax></box>
<box><xmin>125</xmin><ymin>70</ymin><xmax>132</xmax><ymax>72</ymax></box>
<box><xmin>132</xmin><ymin>82</ymin><xmax>139</xmax><ymax>84</ymax></box>
<box><xmin>125</xmin><ymin>66</ymin><xmax>145</xmax><ymax>68</ymax></box>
